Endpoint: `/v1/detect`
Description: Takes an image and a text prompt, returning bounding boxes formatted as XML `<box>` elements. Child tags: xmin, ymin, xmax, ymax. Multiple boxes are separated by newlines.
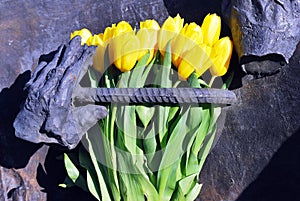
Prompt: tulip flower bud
<box><xmin>114</xmin><ymin>21</ymin><xmax>133</xmax><ymax>37</ymax></box>
<box><xmin>103</xmin><ymin>24</ymin><xmax>116</xmax><ymax>43</ymax></box>
<box><xmin>86</xmin><ymin>34</ymin><xmax>103</xmax><ymax>46</ymax></box>
<box><xmin>201</xmin><ymin>14</ymin><xmax>221</xmax><ymax>47</ymax></box>
<box><xmin>158</xmin><ymin>14</ymin><xmax>184</xmax><ymax>55</ymax></box>
<box><xmin>172</xmin><ymin>22</ymin><xmax>203</xmax><ymax>67</ymax></box>
<box><xmin>177</xmin><ymin>44</ymin><xmax>212</xmax><ymax>79</ymax></box>
<box><xmin>70</xmin><ymin>28</ymin><xmax>93</xmax><ymax>45</ymax></box>
<box><xmin>137</xmin><ymin>20</ymin><xmax>160</xmax><ymax>64</ymax></box>
<box><xmin>140</xmin><ymin>19</ymin><xmax>160</xmax><ymax>30</ymax></box>
<box><xmin>210</xmin><ymin>37</ymin><xmax>233</xmax><ymax>77</ymax></box>
<box><xmin>93</xmin><ymin>35</ymin><xmax>106</xmax><ymax>73</ymax></box>
<box><xmin>109</xmin><ymin>33</ymin><xmax>140</xmax><ymax>72</ymax></box>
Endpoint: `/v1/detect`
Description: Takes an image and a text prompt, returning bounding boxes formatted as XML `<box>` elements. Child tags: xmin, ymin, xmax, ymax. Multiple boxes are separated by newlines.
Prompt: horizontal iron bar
<box><xmin>76</xmin><ymin>88</ymin><xmax>237</xmax><ymax>105</ymax></box>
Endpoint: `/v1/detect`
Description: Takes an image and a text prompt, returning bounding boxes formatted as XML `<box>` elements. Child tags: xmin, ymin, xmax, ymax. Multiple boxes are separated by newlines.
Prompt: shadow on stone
<box><xmin>237</xmin><ymin>127</ymin><xmax>300</xmax><ymax>201</ymax></box>
<box><xmin>37</xmin><ymin>147</ymin><xmax>97</xmax><ymax>201</ymax></box>
<box><xmin>0</xmin><ymin>70</ymin><xmax>43</xmax><ymax>169</ymax></box>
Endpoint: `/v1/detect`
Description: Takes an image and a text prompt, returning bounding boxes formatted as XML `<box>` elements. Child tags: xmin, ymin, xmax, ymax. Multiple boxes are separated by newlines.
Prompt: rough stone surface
<box><xmin>0</xmin><ymin>0</ymin><xmax>168</xmax><ymax>90</ymax></box>
<box><xmin>1</xmin><ymin>0</ymin><xmax>300</xmax><ymax>201</ymax></box>
<box><xmin>0</xmin><ymin>0</ymin><xmax>168</xmax><ymax>200</ymax></box>
<box><xmin>222</xmin><ymin>0</ymin><xmax>300</xmax><ymax>73</ymax></box>
<box><xmin>13</xmin><ymin>37</ymin><xmax>107</xmax><ymax>149</ymax></box>
<box><xmin>198</xmin><ymin>43</ymin><xmax>300</xmax><ymax>201</ymax></box>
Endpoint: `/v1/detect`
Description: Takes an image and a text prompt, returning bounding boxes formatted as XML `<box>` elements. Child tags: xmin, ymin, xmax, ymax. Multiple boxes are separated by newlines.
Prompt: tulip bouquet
<box><xmin>62</xmin><ymin>14</ymin><xmax>233</xmax><ymax>201</ymax></box>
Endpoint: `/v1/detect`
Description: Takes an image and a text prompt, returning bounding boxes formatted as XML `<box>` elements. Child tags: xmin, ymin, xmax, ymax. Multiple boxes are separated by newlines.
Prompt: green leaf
<box><xmin>184</xmin><ymin>107</ymin><xmax>203</xmax><ymax>175</ymax></box>
<box><xmin>143</xmin><ymin>123</ymin><xmax>157</xmax><ymax>169</ymax></box>
<box><xmin>84</xmin><ymin>132</ymin><xmax>112</xmax><ymax>201</ymax></box>
<box><xmin>157</xmin><ymin>110</ymin><xmax>189</xmax><ymax>201</ymax></box>
<box><xmin>87</xmin><ymin>68</ymin><xmax>99</xmax><ymax>88</ymax></box>
<box><xmin>198</xmin><ymin>107</ymin><xmax>221</xmax><ymax>170</ymax></box>
<box><xmin>118</xmin><ymin>105</ymin><xmax>138</xmax><ymax>156</ymax></box>
<box><xmin>136</xmin><ymin>106</ymin><xmax>155</xmax><ymax>127</ymax></box>
<box><xmin>187</xmin><ymin>72</ymin><xmax>200</xmax><ymax>88</ymax></box>
<box><xmin>141</xmin><ymin>52</ymin><xmax>158</xmax><ymax>84</ymax></box>
<box><xmin>64</xmin><ymin>153</ymin><xmax>80</xmax><ymax>183</ymax></box>
<box><xmin>104</xmin><ymin>45</ymin><xmax>111</xmax><ymax>75</ymax></box>
<box><xmin>167</xmin><ymin>107</ymin><xmax>179</xmax><ymax>122</ymax></box>
<box><xmin>64</xmin><ymin>153</ymin><xmax>88</xmax><ymax>191</ymax></box>
<box><xmin>78</xmin><ymin>146</ymin><xmax>102</xmax><ymax>200</ymax></box>
<box><xmin>178</xmin><ymin>173</ymin><xmax>197</xmax><ymax>195</ymax></box>
<box><xmin>171</xmin><ymin>186</ymin><xmax>185</xmax><ymax>201</ymax></box>
<box><xmin>116</xmin><ymin>151</ymin><xmax>145</xmax><ymax>201</ymax></box>
<box><xmin>186</xmin><ymin>183</ymin><xmax>202</xmax><ymax>201</ymax></box>
<box><xmin>129</xmin><ymin>52</ymin><xmax>150</xmax><ymax>87</ymax></box>
<box><xmin>158</xmin><ymin>40</ymin><xmax>172</xmax><ymax>87</ymax></box>
<box><xmin>87</xmin><ymin>170</ymin><xmax>101</xmax><ymax>201</ymax></box>
<box><xmin>198</xmin><ymin>79</ymin><xmax>209</xmax><ymax>87</ymax></box>
<box><xmin>136</xmin><ymin>174</ymin><xmax>159</xmax><ymax>201</ymax></box>
<box><xmin>185</xmin><ymin>107</ymin><xmax>211</xmax><ymax>175</ymax></box>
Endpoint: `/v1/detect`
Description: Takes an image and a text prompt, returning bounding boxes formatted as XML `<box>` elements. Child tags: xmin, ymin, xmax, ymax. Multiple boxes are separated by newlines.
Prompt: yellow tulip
<box><xmin>209</xmin><ymin>37</ymin><xmax>233</xmax><ymax>77</ymax></box>
<box><xmin>171</xmin><ymin>22</ymin><xmax>203</xmax><ymax>67</ymax></box>
<box><xmin>109</xmin><ymin>33</ymin><xmax>140</xmax><ymax>72</ymax></box>
<box><xmin>70</xmin><ymin>28</ymin><xmax>93</xmax><ymax>45</ymax></box>
<box><xmin>177</xmin><ymin>44</ymin><xmax>212</xmax><ymax>79</ymax></box>
<box><xmin>105</xmin><ymin>21</ymin><xmax>140</xmax><ymax>72</ymax></box>
<box><xmin>86</xmin><ymin>34</ymin><xmax>104</xmax><ymax>46</ymax></box>
<box><xmin>158</xmin><ymin>14</ymin><xmax>184</xmax><ymax>55</ymax></box>
<box><xmin>103</xmin><ymin>24</ymin><xmax>116</xmax><ymax>43</ymax></box>
<box><xmin>137</xmin><ymin>19</ymin><xmax>160</xmax><ymax>64</ymax></box>
<box><xmin>92</xmin><ymin>34</ymin><xmax>106</xmax><ymax>73</ymax></box>
<box><xmin>114</xmin><ymin>21</ymin><xmax>134</xmax><ymax>37</ymax></box>
<box><xmin>140</xmin><ymin>19</ymin><xmax>160</xmax><ymax>30</ymax></box>
<box><xmin>201</xmin><ymin>13</ymin><xmax>221</xmax><ymax>46</ymax></box>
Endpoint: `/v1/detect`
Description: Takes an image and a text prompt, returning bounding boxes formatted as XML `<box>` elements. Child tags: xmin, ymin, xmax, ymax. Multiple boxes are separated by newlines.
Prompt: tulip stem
<box><xmin>208</xmin><ymin>76</ymin><xmax>216</xmax><ymax>88</ymax></box>
<box><xmin>173</xmin><ymin>80</ymin><xmax>181</xmax><ymax>88</ymax></box>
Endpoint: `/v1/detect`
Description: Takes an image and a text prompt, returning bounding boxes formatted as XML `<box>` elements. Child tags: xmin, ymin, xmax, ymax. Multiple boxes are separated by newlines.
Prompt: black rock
<box><xmin>0</xmin><ymin>1</ymin><xmax>168</xmax><ymax>200</ymax></box>
<box><xmin>222</xmin><ymin>0</ymin><xmax>300</xmax><ymax>74</ymax></box>
<box><xmin>13</xmin><ymin>37</ymin><xmax>108</xmax><ymax>149</ymax></box>
<box><xmin>198</xmin><ymin>43</ymin><xmax>300</xmax><ymax>201</ymax></box>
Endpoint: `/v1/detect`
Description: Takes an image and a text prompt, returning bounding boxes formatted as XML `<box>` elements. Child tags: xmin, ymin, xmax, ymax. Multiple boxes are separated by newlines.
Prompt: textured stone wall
<box><xmin>0</xmin><ymin>0</ymin><xmax>299</xmax><ymax>201</ymax></box>
<box><xmin>198</xmin><ymin>43</ymin><xmax>300</xmax><ymax>201</ymax></box>
<box><xmin>0</xmin><ymin>1</ymin><xmax>168</xmax><ymax>200</ymax></box>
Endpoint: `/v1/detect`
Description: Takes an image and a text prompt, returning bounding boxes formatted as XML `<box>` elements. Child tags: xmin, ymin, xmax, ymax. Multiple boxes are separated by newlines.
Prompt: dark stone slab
<box><xmin>198</xmin><ymin>43</ymin><xmax>300</xmax><ymax>201</ymax></box>
<box><xmin>222</xmin><ymin>0</ymin><xmax>300</xmax><ymax>75</ymax></box>
<box><xmin>0</xmin><ymin>0</ymin><xmax>168</xmax><ymax>90</ymax></box>
<box><xmin>0</xmin><ymin>0</ymin><xmax>168</xmax><ymax>200</ymax></box>
<box><xmin>1</xmin><ymin>0</ymin><xmax>300</xmax><ymax>200</ymax></box>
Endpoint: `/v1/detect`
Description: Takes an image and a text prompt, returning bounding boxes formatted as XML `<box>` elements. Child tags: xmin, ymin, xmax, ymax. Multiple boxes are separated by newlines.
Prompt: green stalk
<box><xmin>208</xmin><ymin>75</ymin><xmax>216</xmax><ymax>87</ymax></box>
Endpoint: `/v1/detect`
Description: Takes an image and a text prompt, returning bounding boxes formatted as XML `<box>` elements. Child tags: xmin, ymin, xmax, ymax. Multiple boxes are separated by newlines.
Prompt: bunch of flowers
<box><xmin>62</xmin><ymin>13</ymin><xmax>233</xmax><ymax>201</ymax></box>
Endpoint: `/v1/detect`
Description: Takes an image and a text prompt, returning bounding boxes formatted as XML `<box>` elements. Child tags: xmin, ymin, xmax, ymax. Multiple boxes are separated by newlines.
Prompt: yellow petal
<box><xmin>195</xmin><ymin>44</ymin><xmax>212</xmax><ymax>76</ymax></box>
<box><xmin>171</xmin><ymin>22</ymin><xmax>203</xmax><ymax>68</ymax></box>
<box><xmin>158</xmin><ymin>15</ymin><xmax>184</xmax><ymax>55</ymax></box>
<box><xmin>173</xmin><ymin>14</ymin><xmax>184</xmax><ymax>32</ymax></box>
<box><xmin>183</xmin><ymin>22</ymin><xmax>203</xmax><ymax>45</ymax></box>
<box><xmin>136</xmin><ymin>28</ymin><xmax>158</xmax><ymax>64</ymax></box>
<box><xmin>178</xmin><ymin>60</ymin><xmax>195</xmax><ymax>79</ymax></box>
<box><xmin>93</xmin><ymin>44</ymin><xmax>106</xmax><ymax>73</ymax></box>
<box><xmin>86</xmin><ymin>34</ymin><xmax>103</xmax><ymax>46</ymax></box>
<box><xmin>103</xmin><ymin>24</ymin><xmax>116</xmax><ymax>43</ymax></box>
<box><xmin>201</xmin><ymin>13</ymin><xmax>221</xmax><ymax>46</ymax></box>
<box><xmin>178</xmin><ymin>44</ymin><xmax>212</xmax><ymax>79</ymax></box>
<box><xmin>115</xmin><ymin>21</ymin><xmax>133</xmax><ymax>37</ymax></box>
<box><xmin>140</xmin><ymin>19</ymin><xmax>160</xmax><ymax>30</ymax></box>
<box><xmin>210</xmin><ymin>37</ymin><xmax>233</xmax><ymax>77</ymax></box>
<box><xmin>109</xmin><ymin>33</ymin><xmax>140</xmax><ymax>72</ymax></box>
<box><xmin>70</xmin><ymin>28</ymin><xmax>92</xmax><ymax>45</ymax></box>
